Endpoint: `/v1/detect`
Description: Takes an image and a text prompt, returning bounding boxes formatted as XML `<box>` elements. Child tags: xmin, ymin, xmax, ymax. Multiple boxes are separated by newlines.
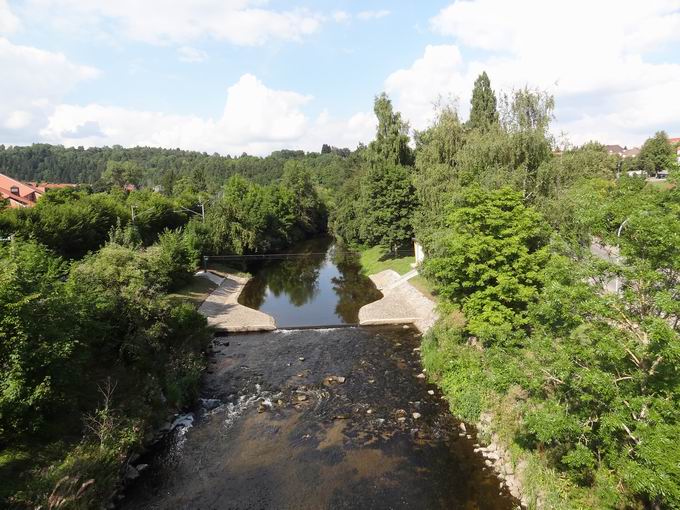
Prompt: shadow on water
<box><xmin>123</xmin><ymin>327</ymin><xmax>518</xmax><ymax>510</ymax></box>
<box><xmin>238</xmin><ymin>238</ymin><xmax>382</xmax><ymax>327</ymax></box>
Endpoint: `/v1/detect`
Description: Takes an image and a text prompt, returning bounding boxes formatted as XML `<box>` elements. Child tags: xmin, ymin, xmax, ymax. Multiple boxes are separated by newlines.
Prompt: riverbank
<box><xmin>358</xmin><ymin>269</ymin><xmax>438</xmax><ymax>333</ymax></box>
<box><xmin>123</xmin><ymin>326</ymin><xmax>518</xmax><ymax>509</ymax></box>
<box><xmin>198</xmin><ymin>272</ymin><xmax>276</xmax><ymax>332</ymax></box>
<box><xmin>354</xmin><ymin>260</ymin><xmax>534</xmax><ymax>507</ymax></box>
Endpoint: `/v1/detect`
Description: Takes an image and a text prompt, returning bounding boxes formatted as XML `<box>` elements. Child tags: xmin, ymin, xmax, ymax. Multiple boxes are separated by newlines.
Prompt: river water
<box><xmin>238</xmin><ymin>238</ymin><xmax>382</xmax><ymax>327</ymax></box>
<box><xmin>123</xmin><ymin>240</ymin><xmax>517</xmax><ymax>509</ymax></box>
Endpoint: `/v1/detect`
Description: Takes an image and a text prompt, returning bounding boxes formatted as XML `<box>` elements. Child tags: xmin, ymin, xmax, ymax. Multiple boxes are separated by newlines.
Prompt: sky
<box><xmin>2</xmin><ymin>0</ymin><xmax>680</xmax><ymax>155</ymax></box>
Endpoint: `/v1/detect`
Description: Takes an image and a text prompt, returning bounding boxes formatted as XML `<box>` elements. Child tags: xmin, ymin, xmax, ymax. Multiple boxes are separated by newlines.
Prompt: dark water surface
<box><xmin>122</xmin><ymin>240</ymin><xmax>517</xmax><ymax>509</ymax></box>
<box><xmin>238</xmin><ymin>238</ymin><xmax>381</xmax><ymax>327</ymax></box>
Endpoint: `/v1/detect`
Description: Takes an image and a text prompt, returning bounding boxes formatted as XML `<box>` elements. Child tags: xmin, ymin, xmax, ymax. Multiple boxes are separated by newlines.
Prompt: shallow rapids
<box><xmin>123</xmin><ymin>326</ymin><xmax>517</xmax><ymax>509</ymax></box>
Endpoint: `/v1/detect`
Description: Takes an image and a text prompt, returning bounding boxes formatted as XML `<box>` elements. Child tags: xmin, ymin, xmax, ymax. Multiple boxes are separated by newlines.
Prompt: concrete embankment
<box><xmin>197</xmin><ymin>272</ymin><xmax>276</xmax><ymax>332</ymax></box>
<box><xmin>358</xmin><ymin>269</ymin><xmax>438</xmax><ymax>333</ymax></box>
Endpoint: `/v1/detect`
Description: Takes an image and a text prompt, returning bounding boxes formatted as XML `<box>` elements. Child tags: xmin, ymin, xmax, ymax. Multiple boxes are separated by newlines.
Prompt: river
<box><xmin>122</xmin><ymin>239</ymin><xmax>517</xmax><ymax>509</ymax></box>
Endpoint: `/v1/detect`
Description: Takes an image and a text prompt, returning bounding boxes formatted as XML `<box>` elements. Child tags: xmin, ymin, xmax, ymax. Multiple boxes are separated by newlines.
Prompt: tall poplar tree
<box><xmin>468</xmin><ymin>71</ymin><xmax>498</xmax><ymax>131</ymax></box>
<box><xmin>368</xmin><ymin>93</ymin><xmax>414</xmax><ymax>166</ymax></box>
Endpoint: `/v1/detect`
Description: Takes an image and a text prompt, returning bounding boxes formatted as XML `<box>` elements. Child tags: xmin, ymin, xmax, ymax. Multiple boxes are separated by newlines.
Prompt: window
<box><xmin>10</xmin><ymin>186</ymin><xmax>19</xmax><ymax>195</ymax></box>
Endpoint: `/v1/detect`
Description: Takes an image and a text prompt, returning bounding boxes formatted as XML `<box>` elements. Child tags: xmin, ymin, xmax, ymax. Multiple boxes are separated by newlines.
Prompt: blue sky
<box><xmin>2</xmin><ymin>0</ymin><xmax>680</xmax><ymax>155</ymax></box>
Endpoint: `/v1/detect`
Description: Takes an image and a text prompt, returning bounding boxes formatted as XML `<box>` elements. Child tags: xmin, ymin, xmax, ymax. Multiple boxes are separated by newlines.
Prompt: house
<box><xmin>28</xmin><ymin>182</ymin><xmax>77</xmax><ymax>193</ymax></box>
<box><xmin>669</xmin><ymin>137</ymin><xmax>680</xmax><ymax>164</ymax></box>
<box><xmin>622</xmin><ymin>147</ymin><xmax>640</xmax><ymax>158</ymax></box>
<box><xmin>605</xmin><ymin>144</ymin><xmax>641</xmax><ymax>158</ymax></box>
<box><xmin>0</xmin><ymin>172</ymin><xmax>76</xmax><ymax>208</ymax></box>
<box><xmin>604</xmin><ymin>144</ymin><xmax>625</xmax><ymax>156</ymax></box>
<box><xmin>0</xmin><ymin>172</ymin><xmax>44</xmax><ymax>208</ymax></box>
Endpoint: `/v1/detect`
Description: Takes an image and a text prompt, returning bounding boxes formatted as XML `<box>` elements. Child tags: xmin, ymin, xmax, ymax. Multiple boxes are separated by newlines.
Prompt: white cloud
<box><xmin>177</xmin><ymin>46</ymin><xmax>208</xmax><ymax>63</ymax></box>
<box><xmin>357</xmin><ymin>10</ymin><xmax>390</xmax><ymax>21</ymax></box>
<box><xmin>418</xmin><ymin>0</ymin><xmax>680</xmax><ymax>145</ymax></box>
<box><xmin>0</xmin><ymin>37</ymin><xmax>99</xmax><ymax>142</ymax></box>
<box><xmin>0</xmin><ymin>0</ymin><xmax>20</xmax><ymax>34</ymax></box>
<box><xmin>30</xmin><ymin>0</ymin><xmax>323</xmax><ymax>46</ymax></box>
<box><xmin>5</xmin><ymin>110</ymin><xmax>33</xmax><ymax>129</ymax></box>
<box><xmin>40</xmin><ymin>74</ymin><xmax>375</xmax><ymax>155</ymax></box>
<box><xmin>332</xmin><ymin>10</ymin><xmax>350</xmax><ymax>23</ymax></box>
<box><xmin>385</xmin><ymin>45</ymin><xmax>466</xmax><ymax>129</ymax></box>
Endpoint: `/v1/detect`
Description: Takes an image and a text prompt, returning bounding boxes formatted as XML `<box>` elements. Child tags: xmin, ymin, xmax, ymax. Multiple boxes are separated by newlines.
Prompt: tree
<box><xmin>0</xmin><ymin>241</ymin><xmax>81</xmax><ymax>436</ymax></box>
<box><xmin>321</xmin><ymin>144</ymin><xmax>332</xmax><ymax>154</ymax></box>
<box><xmin>357</xmin><ymin>164</ymin><xmax>416</xmax><ymax>250</ymax></box>
<box><xmin>468</xmin><ymin>71</ymin><xmax>498</xmax><ymax>131</ymax></box>
<box><xmin>500</xmin><ymin>87</ymin><xmax>555</xmax><ymax>199</ymax></box>
<box><xmin>280</xmin><ymin>161</ymin><xmax>324</xmax><ymax>236</ymax></box>
<box><xmin>101</xmin><ymin>161</ymin><xmax>143</xmax><ymax>190</ymax></box>
<box><xmin>424</xmin><ymin>187</ymin><xmax>551</xmax><ymax>344</ymax></box>
<box><xmin>413</xmin><ymin>103</ymin><xmax>467</xmax><ymax>245</ymax></box>
<box><xmin>368</xmin><ymin>93</ymin><xmax>414</xmax><ymax>167</ymax></box>
<box><xmin>637</xmin><ymin>131</ymin><xmax>675</xmax><ymax>176</ymax></box>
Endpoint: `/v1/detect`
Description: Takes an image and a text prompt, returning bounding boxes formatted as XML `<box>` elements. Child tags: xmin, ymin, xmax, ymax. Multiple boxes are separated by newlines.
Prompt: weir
<box><xmin>121</xmin><ymin>238</ymin><xmax>518</xmax><ymax>509</ymax></box>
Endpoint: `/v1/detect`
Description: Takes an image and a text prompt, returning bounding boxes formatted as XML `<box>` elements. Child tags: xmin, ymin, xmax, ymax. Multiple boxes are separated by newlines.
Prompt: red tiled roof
<box><xmin>0</xmin><ymin>186</ymin><xmax>34</xmax><ymax>206</ymax></box>
<box><xmin>0</xmin><ymin>173</ymin><xmax>42</xmax><ymax>199</ymax></box>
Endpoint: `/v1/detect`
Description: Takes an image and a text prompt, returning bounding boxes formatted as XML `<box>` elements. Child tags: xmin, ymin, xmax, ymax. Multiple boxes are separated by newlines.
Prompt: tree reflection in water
<box><xmin>238</xmin><ymin>238</ymin><xmax>382</xmax><ymax>326</ymax></box>
<box><xmin>331</xmin><ymin>248</ymin><xmax>382</xmax><ymax>323</ymax></box>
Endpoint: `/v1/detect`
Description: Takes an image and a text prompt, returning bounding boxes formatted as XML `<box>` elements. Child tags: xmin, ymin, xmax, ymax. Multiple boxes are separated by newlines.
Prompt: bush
<box><xmin>424</xmin><ymin>186</ymin><xmax>551</xmax><ymax>344</ymax></box>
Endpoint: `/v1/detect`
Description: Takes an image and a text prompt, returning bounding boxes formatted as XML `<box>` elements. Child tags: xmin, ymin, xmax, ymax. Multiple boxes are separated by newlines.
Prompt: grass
<box><xmin>169</xmin><ymin>276</ymin><xmax>218</xmax><ymax>308</ymax></box>
<box><xmin>359</xmin><ymin>246</ymin><xmax>415</xmax><ymax>276</ymax></box>
<box><xmin>409</xmin><ymin>274</ymin><xmax>438</xmax><ymax>301</ymax></box>
<box><xmin>170</xmin><ymin>263</ymin><xmax>252</xmax><ymax>309</ymax></box>
<box><xmin>0</xmin><ymin>446</ymin><xmax>35</xmax><ymax>504</ymax></box>
<box><xmin>204</xmin><ymin>262</ymin><xmax>250</xmax><ymax>278</ymax></box>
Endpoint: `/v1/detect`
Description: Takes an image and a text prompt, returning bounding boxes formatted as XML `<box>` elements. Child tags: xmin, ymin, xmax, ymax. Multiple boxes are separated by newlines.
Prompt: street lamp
<box><xmin>614</xmin><ymin>217</ymin><xmax>630</xmax><ymax>293</ymax></box>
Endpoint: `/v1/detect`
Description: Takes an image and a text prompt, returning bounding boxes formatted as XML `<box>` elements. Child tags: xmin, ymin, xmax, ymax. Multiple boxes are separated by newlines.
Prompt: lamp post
<box><xmin>614</xmin><ymin>217</ymin><xmax>630</xmax><ymax>293</ymax></box>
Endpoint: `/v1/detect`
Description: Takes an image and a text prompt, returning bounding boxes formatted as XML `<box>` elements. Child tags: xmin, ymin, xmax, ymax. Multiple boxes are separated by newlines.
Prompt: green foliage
<box><xmin>468</xmin><ymin>71</ymin><xmax>498</xmax><ymax>131</ymax></box>
<box><xmin>0</xmin><ymin>238</ymin><xmax>211</xmax><ymax>506</ymax></box>
<box><xmin>369</xmin><ymin>93</ymin><xmax>414</xmax><ymax>167</ymax></box>
<box><xmin>637</xmin><ymin>131</ymin><xmax>676</xmax><ymax>176</ymax></box>
<box><xmin>424</xmin><ymin>187</ymin><xmax>550</xmax><ymax>344</ymax></box>
<box><xmin>357</xmin><ymin>164</ymin><xmax>416</xmax><ymax>249</ymax></box>
<box><xmin>0</xmin><ymin>241</ymin><xmax>79</xmax><ymax>436</ymax></box>
<box><xmin>0</xmin><ymin>143</ymin><xmax>355</xmax><ymax>193</ymax></box>
<box><xmin>331</xmin><ymin>94</ymin><xmax>417</xmax><ymax>250</ymax></box>
<box><xmin>146</xmin><ymin>229</ymin><xmax>199</xmax><ymax>290</ymax></box>
<box><xmin>416</xmin><ymin>99</ymin><xmax>680</xmax><ymax>509</ymax></box>
<box><xmin>128</xmin><ymin>190</ymin><xmax>189</xmax><ymax>245</ymax></box>
<box><xmin>411</xmin><ymin>88</ymin><xmax>555</xmax><ymax>250</ymax></box>
<box><xmin>101</xmin><ymin>160</ymin><xmax>143</xmax><ymax>190</ymax></box>
<box><xmin>281</xmin><ymin>160</ymin><xmax>326</xmax><ymax>237</ymax></box>
<box><xmin>0</xmin><ymin>190</ymin><xmax>129</xmax><ymax>258</ymax></box>
<box><xmin>413</xmin><ymin>104</ymin><xmax>467</xmax><ymax>244</ymax></box>
<box><xmin>204</xmin><ymin>173</ymin><xmax>323</xmax><ymax>255</ymax></box>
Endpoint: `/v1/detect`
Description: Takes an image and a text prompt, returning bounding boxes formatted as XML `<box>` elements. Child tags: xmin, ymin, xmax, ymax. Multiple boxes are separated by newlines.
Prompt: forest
<box><xmin>1</xmin><ymin>72</ymin><xmax>679</xmax><ymax>509</ymax></box>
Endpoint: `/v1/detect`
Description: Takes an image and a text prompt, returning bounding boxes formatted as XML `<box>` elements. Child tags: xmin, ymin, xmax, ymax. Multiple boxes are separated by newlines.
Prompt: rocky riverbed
<box><xmin>121</xmin><ymin>326</ymin><xmax>519</xmax><ymax>509</ymax></box>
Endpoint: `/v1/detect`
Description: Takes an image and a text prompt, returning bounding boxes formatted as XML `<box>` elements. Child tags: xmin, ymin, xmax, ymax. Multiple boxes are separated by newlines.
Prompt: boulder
<box><xmin>125</xmin><ymin>465</ymin><xmax>140</xmax><ymax>481</ymax></box>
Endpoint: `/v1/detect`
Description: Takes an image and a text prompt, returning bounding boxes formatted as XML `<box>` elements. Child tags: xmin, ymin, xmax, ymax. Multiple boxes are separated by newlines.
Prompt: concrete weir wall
<box><xmin>198</xmin><ymin>273</ymin><xmax>276</xmax><ymax>332</ymax></box>
<box><xmin>358</xmin><ymin>270</ymin><xmax>438</xmax><ymax>334</ymax></box>
<box><xmin>197</xmin><ymin>269</ymin><xmax>437</xmax><ymax>334</ymax></box>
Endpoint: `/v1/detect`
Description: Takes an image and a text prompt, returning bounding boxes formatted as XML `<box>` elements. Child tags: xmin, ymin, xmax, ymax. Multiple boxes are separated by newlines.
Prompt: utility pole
<box><xmin>200</xmin><ymin>203</ymin><xmax>205</xmax><ymax>223</ymax></box>
<box><xmin>131</xmin><ymin>205</ymin><xmax>136</xmax><ymax>223</ymax></box>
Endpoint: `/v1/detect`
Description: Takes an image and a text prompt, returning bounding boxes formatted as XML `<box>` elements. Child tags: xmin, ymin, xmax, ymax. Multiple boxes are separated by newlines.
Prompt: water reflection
<box><xmin>238</xmin><ymin>238</ymin><xmax>382</xmax><ymax>327</ymax></box>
